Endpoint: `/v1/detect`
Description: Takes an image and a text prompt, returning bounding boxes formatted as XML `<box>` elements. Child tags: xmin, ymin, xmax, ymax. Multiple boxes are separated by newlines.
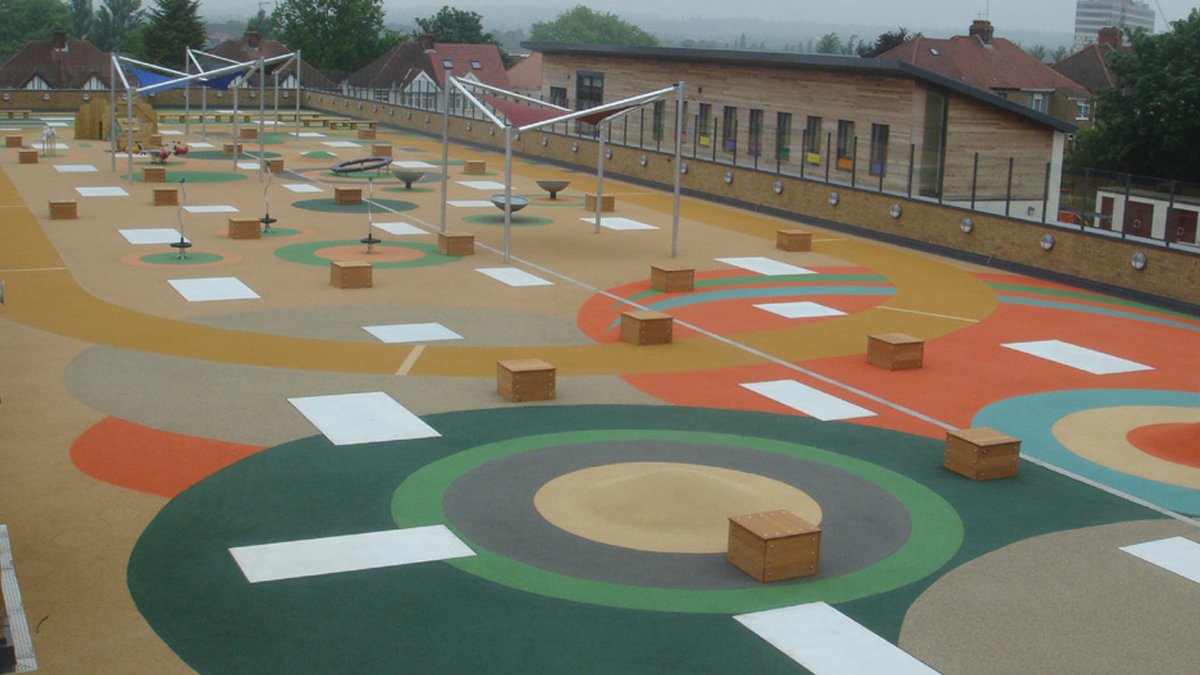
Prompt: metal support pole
<box><xmin>850</xmin><ymin>136</ymin><xmax>858</xmax><ymax>187</ymax></box>
<box><xmin>258</xmin><ymin>57</ymin><xmax>265</xmax><ymax>182</ymax></box>
<box><xmin>595</xmin><ymin>125</ymin><xmax>607</xmax><ymax>234</ymax></box>
<box><xmin>824</xmin><ymin>132</ymin><xmax>832</xmax><ymax>183</ymax></box>
<box><xmin>1042</xmin><ymin>162</ymin><xmax>1051</xmax><ymax>224</ymax></box>
<box><xmin>907</xmin><ymin>143</ymin><xmax>915</xmax><ymax>198</ymax></box>
<box><xmin>439</xmin><ymin>81</ymin><xmax>450</xmax><ymax>232</ymax></box>
<box><xmin>503</xmin><ymin>124</ymin><xmax>513</xmax><ymax>263</ymax></box>
<box><xmin>294</xmin><ymin>49</ymin><xmax>301</xmax><ymax>137</ymax></box>
<box><xmin>970</xmin><ymin>152</ymin><xmax>979</xmax><ymax>210</ymax></box>
<box><xmin>1004</xmin><ymin>157</ymin><xmax>1014</xmax><ymax>217</ymax></box>
<box><xmin>671</xmin><ymin>81</ymin><xmax>684</xmax><ymax>258</ymax></box>
<box><xmin>232</xmin><ymin>80</ymin><xmax>240</xmax><ymax>171</ymax></box>
<box><xmin>1167</xmin><ymin>180</ymin><xmax>1178</xmax><ymax>246</ymax></box>
<box><xmin>184</xmin><ymin>57</ymin><xmax>191</xmax><ymax>135</ymax></box>
<box><xmin>202</xmin><ymin>79</ymin><xmax>208</xmax><ymax>139</ymax></box>
<box><xmin>126</xmin><ymin>82</ymin><xmax>133</xmax><ymax>184</ymax></box>
<box><xmin>109</xmin><ymin>57</ymin><xmax>116</xmax><ymax>173</ymax></box>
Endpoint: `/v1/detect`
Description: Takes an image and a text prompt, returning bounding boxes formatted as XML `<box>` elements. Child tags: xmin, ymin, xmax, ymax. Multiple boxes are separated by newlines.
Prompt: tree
<box><xmin>858</xmin><ymin>27</ymin><xmax>914</xmax><ymax>57</ymax></box>
<box><xmin>70</xmin><ymin>0</ymin><xmax>93</xmax><ymax>40</ymax></box>
<box><xmin>136</xmin><ymin>0</ymin><xmax>204</xmax><ymax>69</ymax></box>
<box><xmin>414</xmin><ymin>5</ymin><xmax>495</xmax><ymax>45</ymax></box>
<box><xmin>273</xmin><ymin>0</ymin><xmax>397</xmax><ymax>73</ymax></box>
<box><xmin>0</xmin><ymin>0</ymin><xmax>73</xmax><ymax>64</ymax></box>
<box><xmin>1024</xmin><ymin>44</ymin><xmax>1048</xmax><ymax>61</ymax></box>
<box><xmin>1051</xmin><ymin>45</ymin><xmax>1070</xmax><ymax>62</ymax></box>
<box><xmin>246</xmin><ymin>6</ymin><xmax>276</xmax><ymax>40</ymax></box>
<box><xmin>1072</xmin><ymin>10</ymin><xmax>1200</xmax><ymax>182</ymax></box>
<box><xmin>529</xmin><ymin>5</ymin><xmax>658</xmax><ymax>47</ymax></box>
<box><xmin>815</xmin><ymin>33</ymin><xmax>841</xmax><ymax>54</ymax></box>
<box><xmin>91</xmin><ymin>0</ymin><xmax>145</xmax><ymax>52</ymax></box>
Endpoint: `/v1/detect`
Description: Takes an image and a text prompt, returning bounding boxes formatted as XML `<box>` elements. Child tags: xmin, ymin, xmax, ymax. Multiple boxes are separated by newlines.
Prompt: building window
<box><xmin>869</xmin><ymin>123</ymin><xmax>889</xmax><ymax>177</ymax></box>
<box><xmin>470</xmin><ymin>60</ymin><xmax>482</xmax><ymax>70</ymax></box>
<box><xmin>804</xmin><ymin>115</ymin><xmax>822</xmax><ymax>165</ymax></box>
<box><xmin>549</xmin><ymin>86</ymin><xmax>567</xmax><ymax>108</ymax></box>
<box><xmin>722</xmin><ymin>106</ymin><xmax>738</xmax><ymax>151</ymax></box>
<box><xmin>748</xmin><ymin>109</ymin><xmax>763</xmax><ymax>157</ymax></box>
<box><xmin>575</xmin><ymin>71</ymin><xmax>603</xmax><ymax>134</ymax></box>
<box><xmin>652</xmin><ymin>100</ymin><xmax>665</xmax><ymax>141</ymax></box>
<box><xmin>24</xmin><ymin>75</ymin><xmax>50</xmax><ymax>91</ymax></box>
<box><xmin>1030</xmin><ymin>93</ymin><xmax>1047</xmax><ymax>113</ymax></box>
<box><xmin>920</xmin><ymin>90</ymin><xmax>948</xmax><ymax>198</ymax></box>
<box><xmin>776</xmin><ymin>112</ymin><xmax>792</xmax><ymax>162</ymax></box>
<box><xmin>835</xmin><ymin>120</ymin><xmax>855</xmax><ymax>170</ymax></box>
<box><xmin>1075</xmin><ymin>99</ymin><xmax>1092</xmax><ymax>120</ymax></box>
<box><xmin>698</xmin><ymin>103</ymin><xmax>712</xmax><ymax>146</ymax></box>
<box><xmin>442</xmin><ymin>59</ymin><xmax>454</xmax><ymax>69</ymax></box>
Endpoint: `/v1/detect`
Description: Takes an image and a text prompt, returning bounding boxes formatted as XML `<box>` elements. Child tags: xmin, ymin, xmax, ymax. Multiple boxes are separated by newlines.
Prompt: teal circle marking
<box><xmin>391</xmin><ymin>429</ymin><xmax>962</xmax><ymax>614</ymax></box>
<box><xmin>462</xmin><ymin>213</ymin><xmax>552</xmax><ymax>227</ymax></box>
<box><xmin>139</xmin><ymin>252</ymin><xmax>223</xmax><ymax>265</ymax></box>
<box><xmin>260</xmin><ymin>227</ymin><xmax>301</xmax><ymax>238</ymax></box>
<box><xmin>122</xmin><ymin>170</ymin><xmax>246</xmax><ymax>183</ymax></box>
<box><xmin>184</xmin><ymin>150</ymin><xmax>282</xmax><ymax>160</ymax></box>
<box><xmin>517</xmin><ymin>193</ymin><xmax>586</xmax><ymax>207</ymax></box>
<box><xmin>289</xmin><ymin>197</ymin><xmax>417</xmax><ymax>214</ymax></box>
<box><xmin>302</xmin><ymin>151</ymin><xmax>337</xmax><ymax>159</ymax></box>
<box><xmin>273</xmin><ymin>239</ymin><xmax>455</xmax><ymax>268</ymax></box>
<box><xmin>384</xmin><ymin>186</ymin><xmax>435</xmax><ymax>194</ymax></box>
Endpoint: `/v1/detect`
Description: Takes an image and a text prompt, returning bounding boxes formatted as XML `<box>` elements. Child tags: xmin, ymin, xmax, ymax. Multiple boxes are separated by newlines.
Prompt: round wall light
<box><xmin>488</xmin><ymin>127</ymin><xmax>495</xmax><ymax>136</ymax></box>
<box><xmin>465</xmin><ymin>121</ymin><xmax>472</xmax><ymax>131</ymax></box>
<box><xmin>1131</xmin><ymin>251</ymin><xmax>1148</xmax><ymax>270</ymax></box>
<box><xmin>541</xmin><ymin>136</ymin><xmax>549</xmax><ymax>146</ymax></box>
<box><xmin>1040</xmin><ymin>233</ymin><xmax>1055</xmax><ymax>251</ymax></box>
<box><xmin>889</xmin><ymin>203</ymin><xmax>902</xmax><ymax>218</ymax></box>
<box><xmin>773</xmin><ymin>180</ymin><xmax>784</xmax><ymax>194</ymax></box>
<box><xmin>638</xmin><ymin>155</ymin><xmax>648</xmax><ymax>166</ymax></box>
<box><xmin>828</xmin><ymin>191</ymin><xmax>839</xmax><ymax>206</ymax></box>
<box><xmin>960</xmin><ymin>216</ymin><xmax>974</xmax><ymax>233</ymax></box>
<box><xmin>680</xmin><ymin>162</ymin><xmax>689</xmax><ymax>174</ymax></box>
<box><xmin>571</xmin><ymin>142</ymin><xmax>579</xmax><ymax>153</ymax></box>
<box><xmin>723</xmin><ymin>171</ymin><xmax>734</xmax><ymax>184</ymax></box>
<box><xmin>605</xmin><ymin>148</ymin><xmax>613</xmax><ymax>159</ymax></box>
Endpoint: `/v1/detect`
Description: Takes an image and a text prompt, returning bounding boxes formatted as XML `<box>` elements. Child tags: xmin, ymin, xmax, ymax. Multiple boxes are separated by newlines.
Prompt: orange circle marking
<box><xmin>1127</xmin><ymin>422</ymin><xmax>1200</xmax><ymax>468</ymax></box>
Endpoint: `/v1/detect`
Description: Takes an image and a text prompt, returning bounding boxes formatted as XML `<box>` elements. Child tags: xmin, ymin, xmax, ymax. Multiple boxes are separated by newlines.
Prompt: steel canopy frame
<box><xmin>442</xmin><ymin>76</ymin><xmax>686</xmax><ymax>263</ymax></box>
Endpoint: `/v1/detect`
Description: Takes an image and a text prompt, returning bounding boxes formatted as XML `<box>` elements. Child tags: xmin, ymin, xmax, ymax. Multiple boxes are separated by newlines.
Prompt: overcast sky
<box><xmin>205</xmin><ymin>1</ymin><xmax>1198</xmax><ymax>35</ymax></box>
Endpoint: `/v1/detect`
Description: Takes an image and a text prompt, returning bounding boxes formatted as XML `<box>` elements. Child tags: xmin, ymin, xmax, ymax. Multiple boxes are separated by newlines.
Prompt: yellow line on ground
<box><xmin>395</xmin><ymin>345</ymin><xmax>425</xmax><ymax>375</ymax></box>
<box><xmin>877</xmin><ymin>306</ymin><xmax>980</xmax><ymax>323</ymax></box>
<box><xmin>0</xmin><ymin>267</ymin><xmax>68</xmax><ymax>273</ymax></box>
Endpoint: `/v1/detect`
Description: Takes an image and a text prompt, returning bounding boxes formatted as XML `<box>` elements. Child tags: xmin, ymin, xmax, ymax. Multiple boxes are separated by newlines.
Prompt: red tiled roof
<box><xmin>506</xmin><ymin>52</ymin><xmax>542</xmax><ymax>92</ymax></box>
<box><xmin>348</xmin><ymin>42</ymin><xmax>510</xmax><ymax>91</ymax></box>
<box><xmin>207</xmin><ymin>34</ymin><xmax>338</xmax><ymax>90</ymax></box>
<box><xmin>880</xmin><ymin>35</ymin><xmax>1091</xmax><ymax>99</ymax></box>
<box><xmin>0</xmin><ymin>38</ymin><xmax>111</xmax><ymax>89</ymax></box>
<box><xmin>1054</xmin><ymin>43</ymin><xmax>1119</xmax><ymax>91</ymax></box>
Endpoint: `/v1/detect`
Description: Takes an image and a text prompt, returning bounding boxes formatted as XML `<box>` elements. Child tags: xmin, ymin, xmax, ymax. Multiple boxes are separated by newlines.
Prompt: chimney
<box><xmin>419</xmin><ymin>32</ymin><xmax>435</xmax><ymax>52</ymax></box>
<box><xmin>1097</xmin><ymin>26</ymin><xmax>1121</xmax><ymax>48</ymax></box>
<box><xmin>245</xmin><ymin>29</ymin><xmax>261</xmax><ymax>50</ymax></box>
<box><xmin>51</xmin><ymin>27</ymin><xmax>67</xmax><ymax>51</ymax></box>
<box><xmin>969</xmin><ymin>19</ymin><xmax>994</xmax><ymax>44</ymax></box>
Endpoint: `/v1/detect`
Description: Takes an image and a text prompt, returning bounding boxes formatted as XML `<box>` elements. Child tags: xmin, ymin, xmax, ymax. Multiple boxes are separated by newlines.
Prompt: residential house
<box><xmin>207</xmin><ymin>30</ymin><xmax>338</xmax><ymax>92</ymax></box>
<box><xmin>878</xmin><ymin>20</ymin><xmax>1095</xmax><ymax>129</ymax></box>
<box><xmin>1055</xmin><ymin>27</ymin><xmax>1124</xmax><ymax>100</ymax></box>
<box><xmin>528</xmin><ymin>40</ymin><xmax>1075</xmax><ymax>219</ymax></box>
<box><xmin>506</xmin><ymin>51</ymin><xmax>543</xmax><ymax>98</ymax></box>
<box><xmin>0</xmin><ymin>28</ymin><xmax>110</xmax><ymax>91</ymax></box>
<box><xmin>344</xmin><ymin>36</ymin><xmax>511</xmax><ymax>111</ymax></box>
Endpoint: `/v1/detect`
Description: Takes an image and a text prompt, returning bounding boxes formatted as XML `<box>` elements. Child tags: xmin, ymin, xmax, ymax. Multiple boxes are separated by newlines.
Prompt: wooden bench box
<box><xmin>5</xmin><ymin>135</ymin><xmax>22</xmax><ymax>148</ymax></box>
<box><xmin>238</xmin><ymin>127</ymin><xmax>258</xmax><ymax>140</ymax></box>
<box><xmin>267</xmin><ymin>158</ymin><xmax>284</xmax><ymax>174</ymax></box>
<box><xmin>49</xmin><ymin>200</ymin><xmax>77</xmax><ymax>219</ymax></box>
<box><xmin>17</xmin><ymin>149</ymin><xmax>37</xmax><ymax>164</ymax></box>
<box><xmin>497</xmin><ymin>358</ymin><xmax>556</xmax><ymax>402</ymax></box>
<box><xmin>222</xmin><ymin>143</ymin><xmax>243</xmax><ymax>156</ymax></box>
<box><xmin>728</xmin><ymin>510</ymin><xmax>821</xmax><ymax>582</ymax></box>
<box><xmin>330</xmin><ymin>260</ymin><xmax>372</xmax><ymax>288</ymax></box>
<box><xmin>867</xmin><ymin>333</ymin><xmax>924</xmax><ymax>370</ymax></box>
<box><xmin>944</xmin><ymin>428</ymin><xmax>1021</xmax><ymax>481</ymax></box>
<box><xmin>153</xmin><ymin>187</ymin><xmax>178</xmax><ymax>206</ymax></box>
<box><xmin>227</xmin><ymin>218</ymin><xmax>261</xmax><ymax>239</ymax></box>
<box><xmin>142</xmin><ymin>166</ymin><xmax>166</xmax><ymax>183</ymax></box>
<box><xmin>620</xmin><ymin>310</ymin><xmax>673</xmax><ymax>345</ymax></box>
<box><xmin>371</xmin><ymin>143</ymin><xmax>391</xmax><ymax>157</ymax></box>
<box><xmin>358</xmin><ymin>129</ymin><xmax>378</xmax><ymax>141</ymax></box>
<box><xmin>585</xmin><ymin>193</ymin><xmax>615</xmax><ymax>212</ymax></box>
<box><xmin>148</xmin><ymin>134</ymin><xmax>163</xmax><ymax>147</ymax></box>
<box><xmin>437</xmin><ymin>231</ymin><xmax>474</xmax><ymax>256</ymax></box>
<box><xmin>463</xmin><ymin>159</ymin><xmax>487</xmax><ymax>175</ymax></box>
<box><xmin>334</xmin><ymin>187</ymin><xmax>362</xmax><ymax>205</ymax></box>
<box><xmin>650</xmin><ymin>264</ymin><xmax>694</xmax><ymax>293</ymax></box>
<box><xmin>776</xmin><ymin>229</ymin><xmax>813</xmax><ymax>252</ymax></box>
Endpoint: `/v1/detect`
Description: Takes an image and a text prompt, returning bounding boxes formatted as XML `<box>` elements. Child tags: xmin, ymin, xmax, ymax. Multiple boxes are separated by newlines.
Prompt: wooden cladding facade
<box><xmin>539</xmin><ymin>53</ymin><xmax>1061</xmax><ymax>203</ymax></box>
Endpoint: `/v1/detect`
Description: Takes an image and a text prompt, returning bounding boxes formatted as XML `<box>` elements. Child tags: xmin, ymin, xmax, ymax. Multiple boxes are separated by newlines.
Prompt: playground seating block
<box><xmin>18</xmin><ymin>149</ymin><xmax>37</xmax><ymax>164</ymax></box>
<box><xmin>149</xmin><ymin>134</ymin><xmax>163</xmax><ymax>147</ymax></box>
<box><xmin>585</xmin><ymin>193</ymin><xmax>615</xmax><ymax>212</ymax></box>
<box><xmin>651</xmin><ymin>264</ymin><xmax>694</xmax><ymax>293</ymax></box>
<box><xmin>142</xmin><ymin>166</ymin><xmax>166</xmax><ymax>183</ymax></box>
<box><xmin>463</xmin><ymin>159</ymin><xmax>486</xmax><ymax>175</ymax></box>
<box><xmin>370</xmin><ymin>143</ymin><xmax>391</xmax><ymax>157</ymax></box>
<box><xmin>228</xmin><ymin>218</ymin><xmax>262</xmax><ymax>239</ymax></box>
<box><xmin>222</xmin><ymin>143</ymin><xmax>243</xmax><ymax>156</ymax></box>
<box><xmin>301</xmin><ymin>118</ymin><xmax>323</xmax><ymax>127</ymax></box>
<box><xmin>360</xmin><ymin>120</ymin><xmax>378</xmax><ymax>130</ymax></box>
<box><xmin>49</xmin><ymin>200</ymin><xmax>77</xmax><ymax>219</ymax></box>
<box><xmin>334</xmin><ymin>187</ymin><xmax>362</xmax><ymax>205</ymax></box>
<box><xmin>776</xmin><ymin>229</ymin><xmax>813</xmax><ymax>252</ymax></box>
<box><xmin>153</xmin><ymin>187</ymin><xmax>178</xmax><ymax>206</ymax></box>
<box><xmin>5</xmin><ymin>135</ymin><xmax>22</xmax><ymax>148</ymax></box>
<box><xmin>497</xmin><ymin>359</ymin><xmax>556</xmax><ymax>402</ymax></box>
<box><xmin>358</xmin><ymin>129</ymin><xmax>377</xmax><ymax>141</ymax></box>
<box><xmin>944</xmin><ymin>428</ymin><xmax>1021</xmax><ymax>481</ymax></box>
<box><xmin>330</xmin><ymin>260</ymin><xmax>373</xmax><ymax>288</ymax></box>
<box><xmin>437</xmin><ymin>231</ymin><xmax>474</xmax><ymax>256</ymax></box>
<box><xmin>620</xmin><ymin>310</ymin><xmax>673</xmax><ymax>345</ymax></box>
<box><xmin>4</xmin><ymin>110</ymin><xmax>31</xmax><ymax>119</ymax></box>
<box><xmin>267</xmin><ymin>158</ymin><xmax>284</xmax><ymax>174</ymax></box>
<box><xmin>239</xmin><ymin>127</ymin><xmax>258</xmax><ymax>140</ymax></box>
<box><xmin>867</xmin><ymin>333</ymin><xmax>924</xmax><ymax>370</ymax></box>
<box><xmin>728</xmin><ymin>510</ymin><xmax>821</xmax><ymax>582</ymax></box>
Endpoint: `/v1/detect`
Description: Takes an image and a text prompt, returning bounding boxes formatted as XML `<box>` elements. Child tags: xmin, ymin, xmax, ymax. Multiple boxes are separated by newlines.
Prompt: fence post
<box><xmin>1166</xmin><ymin>179</ymin><xmax>1178</xmax><ymax>247</ymax></box>
<box><xmin>1005</xmin><ymin>157</ymin><xmax>1014</xmax><ymax>217</ymax></box>
<box><xmin>850</xmin><ymin>136</ymin><xmax>858</xmax><ymax>188</ymax></box>
<box><xmin>907</xmin><ymin>143</ymin><xmax>914</xmax><ymax>198</ymax></box>
<box><xmin>1043</xmin><ymin>162</ymin><xmax>1051</xmax><ymax>224</ymax></box>
<box><xmin>824</xmin><ymin>131</ymin><xmax>832</xmax><ymax>183</ymax></box>
<box><xmin>970</xmin><ymin>152</ymin><xmax>979</xmax><ymax>210</ymax></box>
<box><xmin>692</xmin><ymin>113</ymin><xmax>698</xmax><ymax>157</ymax></box>
<box><xmin>1122</xmin><ymin>172</ymin><xmax>1132</xmax><ymax>239</ymax></box>
<box><xmin>800</xmin><ymin>129</ymin><xmax>807</xmax><ymax>180</ymax></box>
<box><xmin>713</xmin><ymin>118</ymin><xmax>718</xmax><ymax>162</ymax></box>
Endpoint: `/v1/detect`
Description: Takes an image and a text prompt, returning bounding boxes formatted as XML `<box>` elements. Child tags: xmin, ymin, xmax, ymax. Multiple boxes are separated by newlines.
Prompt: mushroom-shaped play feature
<box><xmin>490</xmin><ymin>194</ymin><xmax>530</xmax><ymax>213</ymax></box>
<box><xmin>391</xmin><ymin>167</ymin><xmax>426</xmax><ymax>190</ymax></box>
<box><xmin>536</xmin><ymin>180</ymin><xmax>570</xmax><ymax>200</ymax></box>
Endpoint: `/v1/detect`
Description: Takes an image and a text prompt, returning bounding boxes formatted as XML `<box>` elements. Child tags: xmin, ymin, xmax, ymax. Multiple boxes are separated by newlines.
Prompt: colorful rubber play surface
<box><xmin>1</xmin><ymin>110</ymin><xmax>1198</xmax><ymax>674</ymax></box>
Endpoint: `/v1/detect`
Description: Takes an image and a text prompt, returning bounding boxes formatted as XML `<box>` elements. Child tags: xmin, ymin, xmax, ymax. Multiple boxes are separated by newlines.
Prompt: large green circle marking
<box><xmin>273</xmin><ymin>239</ymin><xmax>455</xmax><ymax>268</ymax></box>
<box><xmin>462</xmin><ymin>214</ymin><xmax>552</xmax><ymax>226</ymax></box>
<box><xmin>391</xmin><ymin>429</ymin><xmax>962</xmax><ymax>614</ymax></box>
<box><xmin>139</xmin><ymin>252</ymin><xmax>224</xmax><ymax>265</ymax></box>
<box><xmin>122</xmin><ymin>170</ymin><xmax>246</xmax><ymax>183</ymax></box>
<box><xmin>289</xmin><ymin>197</ymin><xmax>417</xmax><ymax>214</ymax></box>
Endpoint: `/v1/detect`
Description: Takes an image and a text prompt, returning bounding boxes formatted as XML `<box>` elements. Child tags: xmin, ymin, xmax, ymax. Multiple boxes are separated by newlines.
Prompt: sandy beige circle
<box><xmin>533</xmin><ymin>461</ymin><xmax>822</xmax><ymax>553</ymax></box>
<box><xmin>1053</xmin><ymin>406</ymin><xmax>1200</xmax><ymax>489</ymax></box>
